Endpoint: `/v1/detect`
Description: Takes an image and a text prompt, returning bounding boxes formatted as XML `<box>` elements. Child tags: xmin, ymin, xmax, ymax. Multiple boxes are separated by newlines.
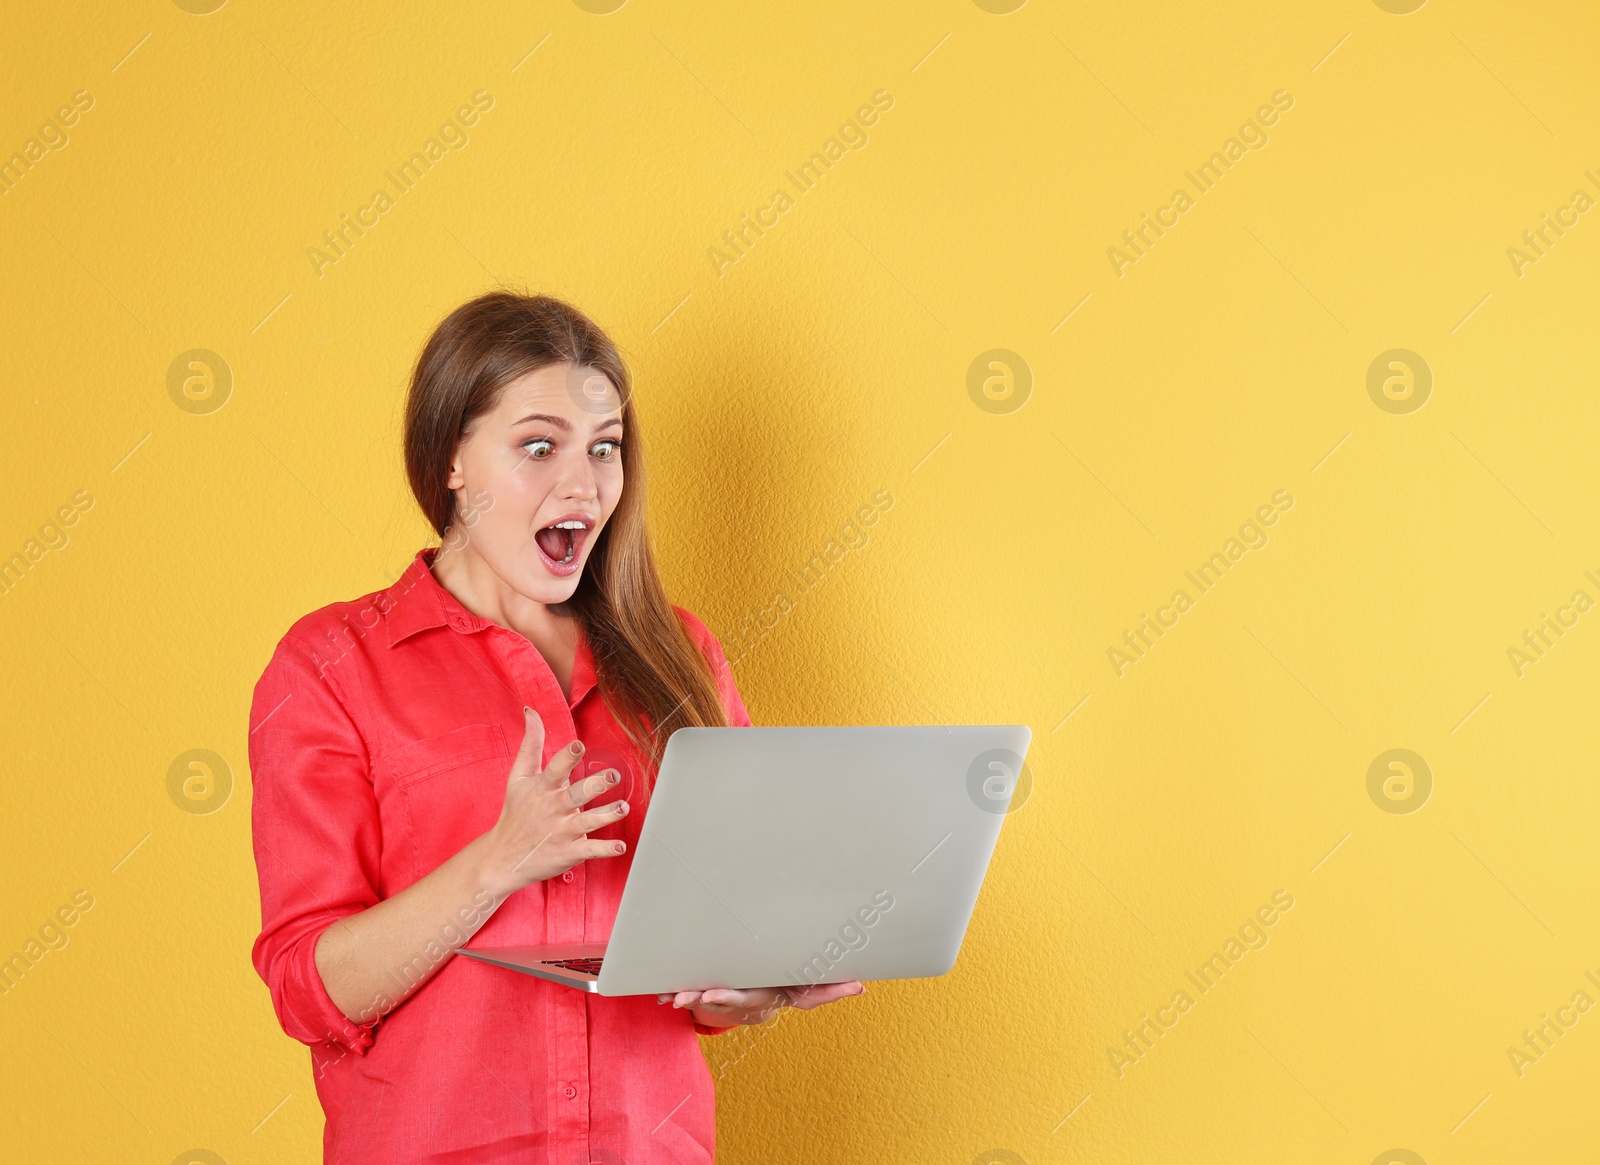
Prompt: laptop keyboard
<box><xmin>540</xmin><ymin>957</ymin><xmax>603</xmax><ymax>975</ymax></box>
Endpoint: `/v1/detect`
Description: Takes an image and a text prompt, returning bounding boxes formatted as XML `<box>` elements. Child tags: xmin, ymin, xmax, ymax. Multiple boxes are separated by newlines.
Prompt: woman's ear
<box><xmin>444</xmin><ymin>444</ymin><xmax>465</xmax><ymax>491</ymax></box>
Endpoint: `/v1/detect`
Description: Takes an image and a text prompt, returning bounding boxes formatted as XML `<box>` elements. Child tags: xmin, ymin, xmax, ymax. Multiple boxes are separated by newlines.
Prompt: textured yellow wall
<box><xmin>2</xmin><ymin>1</ymin><xmax>1597</xmax><ymax>1162</ymax></box>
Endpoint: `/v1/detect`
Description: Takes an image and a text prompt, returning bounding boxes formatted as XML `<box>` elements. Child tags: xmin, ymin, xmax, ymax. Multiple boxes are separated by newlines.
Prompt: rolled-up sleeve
<box><xmin>248</xmin><ymin>633</ymin><xmax>382</xmax><ymax>1054</ymax></box>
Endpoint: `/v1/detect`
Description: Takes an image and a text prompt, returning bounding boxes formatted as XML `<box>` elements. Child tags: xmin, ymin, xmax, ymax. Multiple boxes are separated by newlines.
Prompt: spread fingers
<box><xmin>507</xmin><ymin>707</ymin><xmax>546</xmax><ymax>782</ymax></box>
<box><xmin>568</xmin><ymin>767</ymin><xmax>621</xmax><ymax>807</ymax></box>
<box><xmin>541</xmin><ymin>737</ymin><xmax>585</xmax><ymax>786</ymax></box>
<box><xmin>575</xmin><ymin>800</ymin><xmax>629</xmax><ymax>832</ymax></box>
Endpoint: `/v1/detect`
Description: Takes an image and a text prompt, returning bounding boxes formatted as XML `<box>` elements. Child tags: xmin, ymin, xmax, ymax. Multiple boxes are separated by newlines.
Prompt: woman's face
<box><xmin>443</xmin><ymin>362</ymin><xmax>625</xmax><ymax>604</ymax></box>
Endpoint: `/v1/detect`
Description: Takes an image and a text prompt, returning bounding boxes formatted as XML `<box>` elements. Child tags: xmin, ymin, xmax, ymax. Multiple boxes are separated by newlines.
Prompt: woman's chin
<box><xmin>524</xmin><ymin>557</ymin><xmax>585</xmax><ymax>602</ymax></box>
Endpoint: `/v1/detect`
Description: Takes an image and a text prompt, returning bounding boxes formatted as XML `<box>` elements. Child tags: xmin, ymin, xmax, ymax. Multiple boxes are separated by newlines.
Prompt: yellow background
<box><xmin>2</xmin><ymin>0</ymin><xmax>1597</xmax><ymax>1161</ymax></box>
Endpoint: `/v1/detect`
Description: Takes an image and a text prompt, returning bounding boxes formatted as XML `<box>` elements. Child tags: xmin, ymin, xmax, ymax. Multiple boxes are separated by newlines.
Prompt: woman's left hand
<box><xmin>658</xmin><ymin>981</ymin><xmax>865</xmax><ymax>1027</ymax></box>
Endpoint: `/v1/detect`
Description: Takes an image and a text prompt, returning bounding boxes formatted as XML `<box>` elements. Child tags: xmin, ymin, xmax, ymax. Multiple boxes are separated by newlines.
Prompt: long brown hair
<box><xmin>403</xmin><ymin>290</ymin><xmax>726</xmax><ymax>765</ymax></box>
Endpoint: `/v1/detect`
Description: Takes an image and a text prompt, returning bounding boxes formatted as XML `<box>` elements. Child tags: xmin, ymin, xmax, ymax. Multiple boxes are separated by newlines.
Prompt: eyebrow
<box><xmin>510</xmin><ymin>414</ymin><xmax>623</xmax><ymax>433</ymax></box>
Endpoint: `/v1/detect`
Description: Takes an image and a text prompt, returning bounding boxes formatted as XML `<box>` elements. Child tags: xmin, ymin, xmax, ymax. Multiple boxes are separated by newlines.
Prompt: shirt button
<box><xmin>562</xmin><ymin>870</ymin><xmax>574</xmax><ymax>883</ymax></box>
<box><xmin>563</xmin><ymin>1085</ymin><xmax>577</xmax><ymax>1099</ymax></box>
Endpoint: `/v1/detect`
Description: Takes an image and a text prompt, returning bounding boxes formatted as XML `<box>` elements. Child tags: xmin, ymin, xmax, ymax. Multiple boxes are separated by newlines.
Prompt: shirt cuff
<box><xmin>280</xmin><ymin>927</ymin><xmax>380</xmax><ymax>1054</ymax></box>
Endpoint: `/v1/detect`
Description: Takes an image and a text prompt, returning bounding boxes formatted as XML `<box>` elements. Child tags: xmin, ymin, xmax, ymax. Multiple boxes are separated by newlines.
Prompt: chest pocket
<box><xmin>387</xmin><ymin>722</ymin><xmax>511</xmax><ymax>879</ymax></box>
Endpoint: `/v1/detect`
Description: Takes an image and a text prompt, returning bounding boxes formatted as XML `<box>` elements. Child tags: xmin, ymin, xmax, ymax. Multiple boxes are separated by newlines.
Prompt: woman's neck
<box><xmin>430</xmin><ymin>541</ymin><xmax>579</xmax><ymax>698</ymax></box>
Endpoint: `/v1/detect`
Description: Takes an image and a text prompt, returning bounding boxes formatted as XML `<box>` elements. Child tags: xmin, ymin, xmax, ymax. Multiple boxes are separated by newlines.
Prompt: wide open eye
<box><xmin>591</xmin><ymin>440</ymin><xmax>622</xmax><ymax>462</ymax></box>
<box><xmin>522</xmin><ymin>438</ymin><xmax>554</xmax><ymax>459</ymax></box>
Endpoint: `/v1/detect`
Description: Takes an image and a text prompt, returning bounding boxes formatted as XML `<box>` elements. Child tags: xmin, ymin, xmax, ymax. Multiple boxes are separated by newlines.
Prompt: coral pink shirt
<box><xmin>248</xmin><ymin>548</ymin><xmax>749</xmax><ymax>1164</ymax></box>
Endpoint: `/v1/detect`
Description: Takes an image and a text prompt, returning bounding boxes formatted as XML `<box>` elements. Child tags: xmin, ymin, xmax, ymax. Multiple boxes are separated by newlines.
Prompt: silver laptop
<box><xmin>457</xmin><ymin>725</ymin><xmax>1031</xmax><ymax>996</ymax></box>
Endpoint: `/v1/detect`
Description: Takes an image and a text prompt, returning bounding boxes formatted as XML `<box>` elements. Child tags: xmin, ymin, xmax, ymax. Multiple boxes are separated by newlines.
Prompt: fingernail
<box><xmin>523</xmin><ymin>706</ymin><xmax>532</xmax><ymax>716</ymax></box>
<box><xmin>570</xmin><ymin>740</ymin><xmax>584</xmax><ymax>755</ymax></box>
<box><xmin>617</xmin><ymin>801</ymin><xmax>628</xmax><ymax>814</ymax></box>
<box><xmin>606</xmin><ymin>769</ymin><xmax>619</xmax><ymax>784</ymax></box>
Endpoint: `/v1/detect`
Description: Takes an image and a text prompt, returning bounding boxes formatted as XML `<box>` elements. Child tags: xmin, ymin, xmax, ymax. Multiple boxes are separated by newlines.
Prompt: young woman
<box><xmin>248</xmin><ymin>291</ymin><xmax>863</xmax><ymax>1164</ymax></box>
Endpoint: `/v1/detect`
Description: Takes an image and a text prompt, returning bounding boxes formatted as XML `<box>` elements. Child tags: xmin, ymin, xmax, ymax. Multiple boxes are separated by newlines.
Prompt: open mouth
<box><xmin>533</xmin><ymin>514</ymin><xmax>595</xmax><ymax>576</ymax></box>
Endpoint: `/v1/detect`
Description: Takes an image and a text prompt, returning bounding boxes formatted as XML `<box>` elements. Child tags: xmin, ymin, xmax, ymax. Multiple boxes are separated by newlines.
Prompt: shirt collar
<box><xmin>383</xmin><ymin>547</ymin><xmax>597</xmax><ymax>706</ymax></box>
<box><xmin>382</xmin><ymin>547</ymin><xmax>477</xmax><ymax>645</ymax></box>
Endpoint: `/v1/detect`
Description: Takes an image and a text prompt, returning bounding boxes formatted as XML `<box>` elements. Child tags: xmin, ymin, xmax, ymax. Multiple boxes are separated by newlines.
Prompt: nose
<box><xmin>553</xmin><ymin>447</ymin><xmax>598</xmax><ymax>502</ymax></box>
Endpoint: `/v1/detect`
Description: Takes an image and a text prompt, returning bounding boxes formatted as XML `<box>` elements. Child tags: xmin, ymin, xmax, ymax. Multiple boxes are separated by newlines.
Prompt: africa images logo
<box><xmin>167</xmin><ymin>349</ymin><xmax>232</xmax><ymax>415</ymax></box>
<box><xmin>167</xmin><ymin>749</ymin><xmax>233</xmax><ymax>815</ymax></box>
<box><xmin>966</xmin><ymin>749</ymin><xmax>1032</xmax><ymax>814</ymax></box>
<box><xmin>966</xmin><ymin>349</ymin><xmax>1031</xmax><ymax>414</ymax></box>
<box><xmin>1366</xmin><ymin>749</ymin><xmax>1431</xmax><ymax>815</ymax></box>
<box><xmin>1366</xmin><ymin>349</ymin><xmax>1431</xmax><ymax>415</ymax></box>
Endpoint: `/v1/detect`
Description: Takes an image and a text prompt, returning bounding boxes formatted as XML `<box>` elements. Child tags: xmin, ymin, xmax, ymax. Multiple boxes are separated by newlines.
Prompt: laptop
<box><xmin>457</xmin><ymin>724</ymin><xmax>1032</xmax><ymax>996</ymax></box>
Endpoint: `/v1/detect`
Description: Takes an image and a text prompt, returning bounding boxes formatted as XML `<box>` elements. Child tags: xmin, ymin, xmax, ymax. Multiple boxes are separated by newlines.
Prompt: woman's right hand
<box><xmin>477</xmin><ymin>706</ymin><xmax>630</xmax><ymax>898</ymax></box>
